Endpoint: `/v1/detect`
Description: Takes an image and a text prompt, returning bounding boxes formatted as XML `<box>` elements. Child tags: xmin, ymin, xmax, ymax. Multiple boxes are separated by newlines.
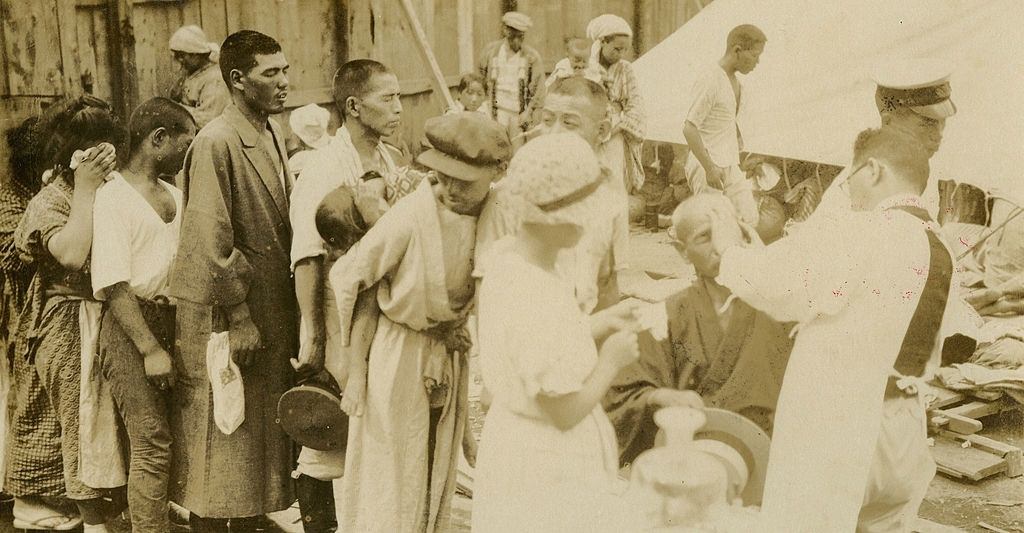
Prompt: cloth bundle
<box><xmin>935</xmin><ymin>363</ymin><xmax>1024</xmax><ymax>404</ymax></box>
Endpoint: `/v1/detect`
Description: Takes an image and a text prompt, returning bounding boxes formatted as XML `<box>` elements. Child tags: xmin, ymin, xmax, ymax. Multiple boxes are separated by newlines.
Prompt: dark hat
<box><xmin>871</xmin><ymin>58</ymin><xmax>956</xmax><ymax>120</ymax></box>
<box><xmin>416</xmin><ymin>112</ymin><xmax>511</xmax><ymax>182</ymax></box>
<box><xmin>277</xmin><ymin>379</ymin><xmax>347</xmax><ymax>451</ymax></box>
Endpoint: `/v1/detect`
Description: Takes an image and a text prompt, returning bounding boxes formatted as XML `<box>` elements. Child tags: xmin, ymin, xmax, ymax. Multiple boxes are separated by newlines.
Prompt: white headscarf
<box><xmin>289</xmin><ymin>104</ymin><xmax>332</xmax><ymax>150</ymax></box>
<box><xmin>169</xmin><ymin>25</ymin><xmax>220</xmax><ymax>62</ymax></box>
<box><xmin>586</xmin><ymin>14</ymin><xmax>633</xmax><ymax>69</ymax></box>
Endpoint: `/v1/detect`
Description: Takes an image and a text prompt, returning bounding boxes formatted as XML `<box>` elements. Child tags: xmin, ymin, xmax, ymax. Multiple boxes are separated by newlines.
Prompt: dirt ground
<box><xmin>0</xmin><ymin>227</ymin><xmax>1018</xmax><ymax>532</ymax></box>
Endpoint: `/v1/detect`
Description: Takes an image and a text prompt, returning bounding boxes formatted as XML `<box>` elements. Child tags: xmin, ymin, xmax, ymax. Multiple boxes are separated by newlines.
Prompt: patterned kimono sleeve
<box><xmin>14</xmin><ymin>184</ymin><xmax>71</xmax><ymax>266</ymax></box>
<box><xmin>614</xmin><ymin>62</ymin><xmax>646</xmax><ymax>143</ymax></box>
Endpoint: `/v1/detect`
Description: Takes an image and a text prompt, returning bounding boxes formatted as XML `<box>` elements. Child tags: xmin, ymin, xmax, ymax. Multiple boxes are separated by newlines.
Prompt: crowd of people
<box><xmin>0</xmin><ymin>6</ymin><xmax>1007</xmax><ymax>533</ymax></box>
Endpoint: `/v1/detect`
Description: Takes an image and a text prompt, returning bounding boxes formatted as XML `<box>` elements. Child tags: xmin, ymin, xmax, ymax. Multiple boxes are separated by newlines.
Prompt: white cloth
<box><xmin>91</xmin><ymin>173</ymin><xmax>182</xmax><ymax>300</ymax></box>
<box><xmin>686</xmin><ymin>65</ymin><xmax>742</xmax><ymax>168</ymax></box>
<box><xmin>289</xmin><ymin>103</ymin><xmax>332</xmax><ymax>150</ymax></box>
<box><xmin>206</xmin><ymin>332</ymin><xmax>244</xmax><ymax>434</ymax></box>
<box><xmin>78</xmin><ymin>300</ymin><xmax>128</xmax><ymax>488</ymax></box>
<box><xmin>586</xmin><ymin>14</ymin><xmax>633</xmax><ymax>41</ymax></box>
<box><xmin>474</xmin><ymin>249</ymin><xmax>622</xmax><ymax>533</ymax></box>
<box><xmin>716</xmin><ymin>194</ymin><xmax>957</xmax><ymax>532</ymax></box>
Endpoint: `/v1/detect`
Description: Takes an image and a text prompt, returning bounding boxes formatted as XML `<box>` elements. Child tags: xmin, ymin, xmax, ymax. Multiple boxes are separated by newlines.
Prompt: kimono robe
<box><xmin>168</xmin><ymin>104</ymin><xmax>298</xmax><ymax>518</ymax></box>
<box><xmin>604</xmin><ymin>278</ymin><xmax>794</xmax><ymax>466</ymax></box>
<box><xmin>330</xmin><ymin>179</ymin><xmax>476</xmax><ymax>533</ymax></box>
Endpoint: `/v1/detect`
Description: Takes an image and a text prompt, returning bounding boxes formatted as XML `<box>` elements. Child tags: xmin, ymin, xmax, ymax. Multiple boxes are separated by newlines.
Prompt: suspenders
<box><xmin>884</xmin><ymin>206</ymin><xmax>954</xmax><ymax>398</ymax></box>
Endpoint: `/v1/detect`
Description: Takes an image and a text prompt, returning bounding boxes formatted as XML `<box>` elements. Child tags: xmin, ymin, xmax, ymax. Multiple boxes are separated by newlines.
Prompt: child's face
<box><xmin>459</xmin><ymin>81</ymin><xmax>486</xmax><ymax>112</ymax></box>
<box><xmin>569</xmin><ymin>51</ymin><xmax>589</xmax><ymax>73</ymax></box>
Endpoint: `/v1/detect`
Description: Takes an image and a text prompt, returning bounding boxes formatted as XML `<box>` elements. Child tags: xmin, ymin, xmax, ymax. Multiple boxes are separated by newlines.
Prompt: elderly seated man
<box><xmin>604</xmin><ymin>194</ymin><xmax>794</xmax><ymax>466</ymax></box>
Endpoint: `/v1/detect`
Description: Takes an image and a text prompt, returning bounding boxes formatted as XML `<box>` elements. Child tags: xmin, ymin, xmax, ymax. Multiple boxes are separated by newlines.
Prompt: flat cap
<box><xmin>502</xmin><ymin>11</ymin><xmax>532</xmax><ymax>32</ymax></box>
<box><xmin>871</xmin><ymin>58</ymin><xmax>956</xmax><ymax>120</ymax></box>
<box><xmin>416</xmin><ymin>112</ymin><xmax>511</xmax><ymax>182</ymax></box>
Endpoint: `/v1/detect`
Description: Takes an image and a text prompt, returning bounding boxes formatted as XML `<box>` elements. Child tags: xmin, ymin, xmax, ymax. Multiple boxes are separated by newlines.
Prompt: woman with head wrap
<box><xmin>287</xmin><ymin>103</ymin><xmax>333</xmax><ymax>179</ymax></box>
<box><xmin>586</xmin><ymin>14</ymin><xmax>647</xmax><ymax>196</ymax></box>
<box><xmin>473</xmin><ymin>134</ymin><xmax>641</xmax><ymax>532</ymax></box>
<box><xmin>169</xmin><ymin>25</ymin><xmax>229</xmax><ymax>128</ymax></box>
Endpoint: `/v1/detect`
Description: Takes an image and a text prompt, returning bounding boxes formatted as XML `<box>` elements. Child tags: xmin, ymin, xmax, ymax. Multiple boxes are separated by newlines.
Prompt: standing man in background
<box><xmin>479</xmin><ymin>11</ymin><xmax>544</xmax><ymax>136</ymax></box>
<box><xmin>168</xmin><ymin>30</ymin><xmax>297</xmax><ymax>532</ymax></box>
<box><xmin>169</xmin><ymin>25</ymin><xmax>230</xmax><ymax>129</ymax></box>
<box><xmin>682</xmin><ymin>24</ymin><xmax>766</xmax><ymax>226</ymax></box>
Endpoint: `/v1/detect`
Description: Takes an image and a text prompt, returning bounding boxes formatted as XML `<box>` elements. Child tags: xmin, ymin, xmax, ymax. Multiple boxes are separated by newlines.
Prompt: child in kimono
<box><xmin>604</xmin><ymin>193</ymin><xmax>793</xmax><ymax>466</ymax></box>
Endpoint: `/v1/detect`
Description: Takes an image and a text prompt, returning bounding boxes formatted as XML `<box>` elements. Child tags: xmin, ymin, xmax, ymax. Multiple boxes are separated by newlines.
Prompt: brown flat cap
<box><xmin>416</xmin><ymin>112</ymin><xmax>511</xmax><ymax>182</ymax></box>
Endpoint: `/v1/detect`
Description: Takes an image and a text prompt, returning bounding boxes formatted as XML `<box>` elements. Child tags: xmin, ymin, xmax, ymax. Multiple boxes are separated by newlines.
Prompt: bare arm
<box><xmin>47</xmin><ymin>144</ymin><xmax>115</xmax><ymax>269</ymax></box>
<box><xmin>105</xmin><ymin>282</ymin><xmax>175</xmax><ymax>388</ymax></box>
<box><xmin>293</xmin><ymin>256</ymin><xmax>326</xmax><ymax>375</ymax></box>
<box><xmin>683</xmin><ymin>121</ymin><xmax>716</xmax><ymax>175</ymax></box>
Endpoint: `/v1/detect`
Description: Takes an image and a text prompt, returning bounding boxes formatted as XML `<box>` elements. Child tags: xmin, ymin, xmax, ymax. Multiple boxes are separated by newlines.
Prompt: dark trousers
<box><xmin>98</xmin><ymin>300</ymin><xmax>175</xmax><ymax>533</ymax></box>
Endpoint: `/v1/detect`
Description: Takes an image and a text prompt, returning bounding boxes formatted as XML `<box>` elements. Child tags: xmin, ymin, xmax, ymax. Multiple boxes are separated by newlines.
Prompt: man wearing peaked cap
<box><xmin>479</xmin><ymin>11</ymin><xmax>544</xmax><ymax>134</ymax></box>
<box><xmin>872</xmin><ymin>57</ymin><xmax>956</xmax><ymax>156</ymax></box>
<box><xmin>330</xmin><ymin>111</ymin><xmax>508</xmax><ymax>533</ymax></box>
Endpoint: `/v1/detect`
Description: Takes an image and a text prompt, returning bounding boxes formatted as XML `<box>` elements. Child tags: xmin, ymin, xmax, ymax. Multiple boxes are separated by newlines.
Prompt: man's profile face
<box><xmin>352</xmin><ymin>73</ymin><xmax>403</xmax><ymax>138</ymax></box>
<box><xmin>435</xmin><ymin>172</ymin><xmax>492</xmax><ymax>215</ymax></box>
<box><xmin>539</xmin><ymin>93</ymin><xmax>607</xmax><ymax>149</ymax></box>
<box><xmin>236</xmin><ymin>52</ymin><xmax>290</xmax><ymax>114</ymax></box>
<box><xmin>736</xmin><ymin>43</ymin><xmax>764</xmax><ymax>75</ymax></box>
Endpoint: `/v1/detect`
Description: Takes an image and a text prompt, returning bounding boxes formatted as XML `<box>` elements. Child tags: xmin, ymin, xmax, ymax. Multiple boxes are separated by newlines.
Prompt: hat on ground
<box><xmin>505</xmin><ymin>132</ymin><xmax>603</xmax><ymax>227</ymax></box>
<box><xmin>694</xmin><ymin>407</ymin><xmax>772</xmax><ymax>507</ymax></box>
<box><xmin>289</xmin><ymin>103</ymin><xmax>332</xmax><ymax>150</ymax></box>
<box><xmin>502</xmin><ymin>11</ymin><xmax>532</xmax><ymax>32</ymax></box>
<box><xmin>169</xmin><ymin>25</ymin><xmax>220</xmax><ymax>61</ymax></box>
<box><xmin>416</xmin><ymin>112</ymin><xmax>511</xmax><ymax>182</ymax></box>
<box><xmin>872</xmin><ymin>58</ymin><xmax>956</xmax><ymax>120</ymax></box>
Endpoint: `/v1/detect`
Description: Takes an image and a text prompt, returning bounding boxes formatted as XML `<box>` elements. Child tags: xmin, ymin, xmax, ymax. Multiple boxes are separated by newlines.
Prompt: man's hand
<box><xmin>649</xmin><ymin>388</ymin><xmax>704</xmax><ymax>409</ymax></box>
<box><xmin>143</xmin><ymin>348</ymin><xmax>176</xmax><ymax>391</ymax></box>
<box><xmin>291</xmin><ymin>336</ymin><xmax>326</xmax><ymax>379</ymax></box>
<box><xmin>228</xmin><ymin>309</ymin><xmax>262</xmax><ymax>368</ymax></box>
<box><xmin>705</xmin><ymin>165</ymin><xmax>727</xmax><ymax>190</ymax></box>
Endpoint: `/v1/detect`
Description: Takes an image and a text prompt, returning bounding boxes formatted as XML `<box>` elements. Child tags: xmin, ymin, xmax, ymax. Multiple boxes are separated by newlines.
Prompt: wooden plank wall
<box><xmin>1</xmin><ymin>0</ymin><xmax>711</xmax><ymax>184</ymax></box>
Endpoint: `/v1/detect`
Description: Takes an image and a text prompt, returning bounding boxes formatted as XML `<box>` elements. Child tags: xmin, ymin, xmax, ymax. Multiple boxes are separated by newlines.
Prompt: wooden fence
<box><xmin>0</xmin><ymin>0</ymin><xmax>710</xmax><ymax>175</ymax></box>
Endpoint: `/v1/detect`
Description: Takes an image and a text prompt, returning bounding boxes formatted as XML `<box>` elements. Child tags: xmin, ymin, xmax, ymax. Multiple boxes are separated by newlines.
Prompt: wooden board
<box><xmin>1</xmin><ymin>0</ymin><xmax>65</xmax><ymax>96</ymax></box>
<box><xmin>935</xmin><ymin>429</ymin><xmax>1024</xmax><ymax>478</ymax></box>
<box><xmin>932</xmin><ymin>438</ymin><xmax>1008</xmax><ymax>481</ymax></box>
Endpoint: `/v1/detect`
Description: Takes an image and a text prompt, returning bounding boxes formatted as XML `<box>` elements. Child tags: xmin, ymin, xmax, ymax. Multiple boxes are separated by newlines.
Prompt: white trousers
<box><xmin>684</xmin><ymin>156</ymin><xmax>760</xmax><ymax>226</ymax></box>
<box><xmin>857</xmin><ymin>395</ymin><xmax>936</xmax><ymax>533</ymax></box>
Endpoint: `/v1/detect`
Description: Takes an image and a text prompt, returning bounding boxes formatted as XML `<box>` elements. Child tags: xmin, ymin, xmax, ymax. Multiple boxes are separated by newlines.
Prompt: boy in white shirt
<box><xmin>91</xmin><ymin>97</ymin><xmax>196</xmax><ymax>533</ymax></box>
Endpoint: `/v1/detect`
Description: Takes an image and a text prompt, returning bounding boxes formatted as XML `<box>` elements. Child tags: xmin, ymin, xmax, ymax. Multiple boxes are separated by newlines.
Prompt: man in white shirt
<box><xmin>714</xmin><ymin>127</ymin><xmax>953</xmax><ymax>532</ymax></box>
<box><xmin>288</xmin><ymin>58</ymin><xmax>405</xmax><ymax>533</ymax></box>
<box><xmin>92</xmin><ymin>97</ymin><xmax>195</xmax><ymax>533</ymax></box>
<box><xmin>682</xmin><ymin>24</ymin><xmax>766</xmax><ymax>225</ymax></box>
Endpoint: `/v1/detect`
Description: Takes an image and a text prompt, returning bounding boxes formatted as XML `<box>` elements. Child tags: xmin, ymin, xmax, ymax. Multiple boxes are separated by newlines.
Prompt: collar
<box><xmin>223</xmin><ymin>104</ymin><xmax>268</xmax><ymax>148</ymax></box>
<box><xmin>874</xmin><ymin>193</ymin><xmax>925</xmax><ymax>213</ymax></box>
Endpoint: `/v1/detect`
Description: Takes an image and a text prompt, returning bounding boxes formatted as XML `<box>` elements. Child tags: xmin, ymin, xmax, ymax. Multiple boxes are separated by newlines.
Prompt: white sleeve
<box><xmin>91</xmin><ymin>185</ymin><xmax>133</xmax><ymax>300</ymax></box>
<box><xmin>685</xmin><ymin>70</ymin><xmax>717</xmax><ymax>127</ymax></box>
<box><xmin>717</xmin><ymin>213</ymin><xmax>873</xmax><ymax>323</ymax></box>
<box><xmin>288</xmin><ymin>160</ymin><xmax>333</xmax><ymax>270</ymax></box>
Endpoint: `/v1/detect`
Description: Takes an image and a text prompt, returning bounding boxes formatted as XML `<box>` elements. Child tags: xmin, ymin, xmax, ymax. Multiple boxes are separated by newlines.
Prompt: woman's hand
<box><xmin>591</xmin><ymin>298</ymin><xmax>643</xmax><ymax>340</ymax></box>
<box><xmin>598</xmin><ymin>329</ymin><xmax>640</xmax><ymax>372</ymax></box>
<box><xmin>73</xmin><ymin>143</ymin><xmax>116</xmax><ymax>191</ymax></box>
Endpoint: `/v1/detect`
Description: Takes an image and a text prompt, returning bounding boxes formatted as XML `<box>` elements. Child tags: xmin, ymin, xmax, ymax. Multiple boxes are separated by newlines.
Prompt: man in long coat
<box><xmin>168</xmin><ymin>30</ymin><xmax>297</xmax><ymax>531</ymax></box>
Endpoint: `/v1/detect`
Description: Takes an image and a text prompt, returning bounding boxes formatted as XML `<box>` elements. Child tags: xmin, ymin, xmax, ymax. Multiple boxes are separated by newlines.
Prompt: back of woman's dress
<box><xmin>473</xmin><ymin>246</ymin><xmax>622</xmax><ymax>533</ymax></box>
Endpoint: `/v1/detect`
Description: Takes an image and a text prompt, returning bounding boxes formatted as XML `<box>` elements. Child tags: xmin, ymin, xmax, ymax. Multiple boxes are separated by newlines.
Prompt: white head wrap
<box><xmin>169</xmin><ymin>25</ymin><xmax>220</xmax><ymax>62</ymax></box>
<box><xmin>586</xmin><ymin>14</ymin><xmax>633</xmax><ymax>42</ymax></box>
<box><xmin>289</xmin><ymin>104</ymin><xmax>332</xmax><ymax>150</ymax></box>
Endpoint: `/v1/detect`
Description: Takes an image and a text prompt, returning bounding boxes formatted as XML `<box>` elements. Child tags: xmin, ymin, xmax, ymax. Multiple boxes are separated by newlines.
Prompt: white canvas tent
<box><xmin>634</xmin><ymin>0</ymin><xmax>1024</xmax><ymax>203</ymax></box>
